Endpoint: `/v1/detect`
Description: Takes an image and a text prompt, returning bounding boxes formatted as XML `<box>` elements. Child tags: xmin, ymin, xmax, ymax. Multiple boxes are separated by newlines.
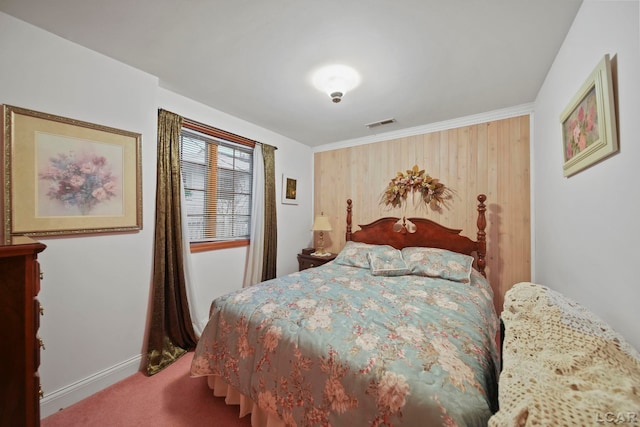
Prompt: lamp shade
<box><xmin>311</xmin><ymin>214</ymin><xmax>332</xmax><ymax>232</ymax></box>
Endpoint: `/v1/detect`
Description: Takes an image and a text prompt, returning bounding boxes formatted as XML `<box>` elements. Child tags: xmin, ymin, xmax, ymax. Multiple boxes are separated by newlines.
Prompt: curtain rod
<box><xmin>159</xmin><ymin>108</ymin><xmax>277</xmax><ymax>150</ymax></box>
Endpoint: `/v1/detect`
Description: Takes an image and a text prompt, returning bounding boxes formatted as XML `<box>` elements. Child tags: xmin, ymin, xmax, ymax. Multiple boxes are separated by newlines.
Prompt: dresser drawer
<box><xmin>297</xmin><ymin>253</ymin><xmax>336</xmax><ymax>271</ymax></box>
<box><xmin>0</xmin><ymin>237</ymin><xmax>46</xmax><ymax>427</ymax></box>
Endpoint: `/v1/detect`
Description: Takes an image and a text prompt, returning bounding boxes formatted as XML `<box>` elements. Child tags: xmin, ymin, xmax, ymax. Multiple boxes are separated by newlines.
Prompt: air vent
<box><xmin>365</xmin><ymin>118</ymin><xmax>396</xmax><ymax>129</ymax></box>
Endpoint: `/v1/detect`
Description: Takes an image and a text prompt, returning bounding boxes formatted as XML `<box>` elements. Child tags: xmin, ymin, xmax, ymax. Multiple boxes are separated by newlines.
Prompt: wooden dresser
<box><xmin>0</xmin><ymin>236</ymin><xmax>46</xmax><ymax>427</ymax></box>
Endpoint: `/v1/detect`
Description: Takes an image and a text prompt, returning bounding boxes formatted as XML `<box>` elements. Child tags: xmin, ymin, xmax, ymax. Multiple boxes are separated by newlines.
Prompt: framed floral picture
<box><xmin>560</xmin><ymin>54</ymin><xmax>618</xmax><ymax>177</ymax></box>
<box><xmin>1</xmin><ymin>105</ymin><xmax>142</xmax><ymax>241</ymax></box>
<box><xmin>281</xmin><ymin>174</ymin><xmax>298</xmax><ymax>204</ymax></box>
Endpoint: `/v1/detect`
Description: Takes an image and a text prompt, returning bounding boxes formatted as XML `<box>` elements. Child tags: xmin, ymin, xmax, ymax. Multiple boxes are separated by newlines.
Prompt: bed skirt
<box><xmin>207</xmin><ymin>375</ymin><xmax>285</xmax><ymax>427</ymax></box>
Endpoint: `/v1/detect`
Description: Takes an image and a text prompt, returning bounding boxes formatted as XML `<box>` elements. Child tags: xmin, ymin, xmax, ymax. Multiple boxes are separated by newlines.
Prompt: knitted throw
<box><xmin>489</xmin><ymin>282</ymin><xmax>640</xmax><ymax>426</ymax></box>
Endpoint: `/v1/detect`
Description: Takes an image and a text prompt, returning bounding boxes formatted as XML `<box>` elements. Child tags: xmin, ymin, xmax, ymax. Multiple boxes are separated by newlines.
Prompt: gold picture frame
<box><xmin>282</xmin><ymin>174</ymin><xmax>298</xmax><ymax>205</ymax></box>
<box><xmin>1</xmin><ymin>105</ymin><xmax>142</xmax><ymax>242</ymax></box>
<box><xmin>560</xmin><ymin>54</ymin><xmax>618</xmax><ymax>177</ymax></box>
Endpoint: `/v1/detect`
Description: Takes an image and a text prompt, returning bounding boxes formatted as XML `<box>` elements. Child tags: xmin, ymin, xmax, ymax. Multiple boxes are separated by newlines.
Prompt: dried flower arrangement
<box><xmin>380</xmin><ymin>165</ymin><xmax>453</xmax><ymax>210</ymax></box>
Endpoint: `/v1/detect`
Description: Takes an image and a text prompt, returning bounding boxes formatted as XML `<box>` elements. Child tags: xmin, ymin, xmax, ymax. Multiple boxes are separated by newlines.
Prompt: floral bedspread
<box><xmin>191</xmin><ymin>262</ymin><xmax>499</xmax><ymax>426</ymax></box>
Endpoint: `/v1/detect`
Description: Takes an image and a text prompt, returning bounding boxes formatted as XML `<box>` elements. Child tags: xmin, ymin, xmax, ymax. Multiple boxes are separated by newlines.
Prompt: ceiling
<box><xmin>0</xmin><ymin>0</ymin><xmax>582</xmax><ymax>147</ymax></box>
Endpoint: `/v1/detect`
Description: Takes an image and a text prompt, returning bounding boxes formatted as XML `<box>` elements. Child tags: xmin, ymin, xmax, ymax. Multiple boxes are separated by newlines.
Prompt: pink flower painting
<box><xmin>39</xmin><ymin>151</ymin><xmax>118</xmax><ymax>215</ymax></box>
<box><xmin>563</xmin><ymin>87</ymin><xmax>599</xmax><ymax>161</ymax></box>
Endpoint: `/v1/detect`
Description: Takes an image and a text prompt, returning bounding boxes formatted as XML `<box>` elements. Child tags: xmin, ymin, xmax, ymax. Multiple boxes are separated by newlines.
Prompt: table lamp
<box><xmin>311</xmin><ymin>213</ymin><xmax>332</xmax><ymax>256</ymax></box>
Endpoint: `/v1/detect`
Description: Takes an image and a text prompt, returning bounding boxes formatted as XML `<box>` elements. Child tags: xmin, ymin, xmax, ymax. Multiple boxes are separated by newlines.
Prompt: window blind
<box><xmin>180</xmin><ymin>129</ymin><xmax>253</xmax><ymax>243</ymax></box>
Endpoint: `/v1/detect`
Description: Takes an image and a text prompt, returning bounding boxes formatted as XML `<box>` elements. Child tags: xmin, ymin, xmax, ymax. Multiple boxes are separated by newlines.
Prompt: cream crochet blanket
<box><xmin>489</xmin><ymin>282</ymin><xmax>640</xmax><ymax>426</ymax></box>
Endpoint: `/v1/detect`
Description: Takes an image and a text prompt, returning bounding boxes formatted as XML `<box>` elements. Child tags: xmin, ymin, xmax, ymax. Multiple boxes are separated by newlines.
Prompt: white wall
<box><xmin>533</xmin><ymin>1</ymin><xmax>640</xmax><ymax>351</ymax></box>
<box><xmin>0</xmin><ymin>12</ymin><xmax>313</xmax><ymax>417</ymax></box>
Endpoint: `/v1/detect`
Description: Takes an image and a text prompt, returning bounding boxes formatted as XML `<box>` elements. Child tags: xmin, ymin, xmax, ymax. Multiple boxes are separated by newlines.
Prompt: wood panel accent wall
<box><xmin>313</xmin><ymin>115</ymin><xmax>531</xmax><ymax>313</ymax></box>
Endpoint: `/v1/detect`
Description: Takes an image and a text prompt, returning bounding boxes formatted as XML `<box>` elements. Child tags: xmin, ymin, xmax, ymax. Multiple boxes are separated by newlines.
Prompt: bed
<box><xmin>190</xmin><ymin>194</ymin><xmax>500</xmax><ymax>426</ymax></box>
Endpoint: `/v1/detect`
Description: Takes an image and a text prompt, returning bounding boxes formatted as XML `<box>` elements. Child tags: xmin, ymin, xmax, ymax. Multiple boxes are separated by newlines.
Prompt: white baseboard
<box><xmin>40</xmin><ymin>354</ymin><xmax>142</xmax><ymax>419</ymax></box>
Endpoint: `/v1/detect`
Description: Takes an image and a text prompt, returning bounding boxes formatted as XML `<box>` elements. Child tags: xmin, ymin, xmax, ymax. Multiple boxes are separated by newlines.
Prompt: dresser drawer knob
<box><xmin>39</xmin><ymin>385</ymin><xmax>44</xmax><ymax>399</ymax></box>
<box><xmin>40</xmin><ymin>271</ymin><xmax>44</xmax><ymax>280</ymax></box>
<box><xmin>38</xmin><ymin>337</ymin><xmax>46</xmax><ymax>350</ymax></box>
<box><xmin>39</xmin><ymin>304</ymin><xmax>45</xmax><ymax>316</ymax></box>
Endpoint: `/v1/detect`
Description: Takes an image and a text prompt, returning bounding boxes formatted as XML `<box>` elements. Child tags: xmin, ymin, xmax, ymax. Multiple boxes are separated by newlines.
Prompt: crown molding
<box><xmin>313</xmin><ymin>103</ymin><xmax>534</xmax><ymax>153</ymax></box>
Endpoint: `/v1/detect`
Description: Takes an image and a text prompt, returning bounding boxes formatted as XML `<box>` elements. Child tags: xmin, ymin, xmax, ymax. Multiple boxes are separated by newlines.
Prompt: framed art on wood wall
<box><xmin>560</xmin><ymin>54</ymin><xmax>618</xmax><ymax>177</ymax></box>
<box><xmin>282</xmin><ymin>174</ymin><xmax>298</xmax><ymax>204</ymax></box>
<box><xmin>1</xmin><ymin>105</ymin><xmax>142</xmax><ymax>241</ymax></box>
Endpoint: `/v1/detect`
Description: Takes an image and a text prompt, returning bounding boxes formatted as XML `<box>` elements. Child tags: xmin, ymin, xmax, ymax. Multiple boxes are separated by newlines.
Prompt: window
<box><xmin>179</xmin><ymin>120</ymin><xmax>254</xmax><ymax>250</ymax></box>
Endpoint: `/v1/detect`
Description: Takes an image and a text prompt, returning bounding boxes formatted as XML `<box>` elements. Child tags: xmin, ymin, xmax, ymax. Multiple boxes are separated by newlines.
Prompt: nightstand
<box><xmin>297</xmin><ymin>252</ymin><xmax>336</xmax><ymax>271</ymax></box>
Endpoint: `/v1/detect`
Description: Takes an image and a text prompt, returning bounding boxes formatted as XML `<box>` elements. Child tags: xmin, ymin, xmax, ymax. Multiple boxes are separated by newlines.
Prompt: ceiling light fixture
<box><xmin>312</xmin><ymin>64</ymin><xmax>360</xmax><ymax>103</ymax></box>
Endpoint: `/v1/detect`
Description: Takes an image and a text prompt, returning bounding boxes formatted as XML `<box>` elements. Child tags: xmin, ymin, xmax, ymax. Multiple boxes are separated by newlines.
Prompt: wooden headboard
<box><xmin>345</xmin><ymin>194</ymin><xmax>487</xmax><ymax>276</ymax></box>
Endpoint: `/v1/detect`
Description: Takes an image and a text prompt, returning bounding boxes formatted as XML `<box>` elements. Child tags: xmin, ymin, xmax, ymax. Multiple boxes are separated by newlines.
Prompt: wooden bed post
<box><xmin>345</xmin><ymin>199</ymin><xmax>353</xmax><ymax>241</ymax></box>
<box><xmin>476</xmin><ymin>194</ymin><xmax>487</xmax><ymax>277</ymax></box>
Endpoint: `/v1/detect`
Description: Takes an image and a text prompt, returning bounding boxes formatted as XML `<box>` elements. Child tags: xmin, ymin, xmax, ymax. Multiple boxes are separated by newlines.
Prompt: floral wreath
<box><xmin>380</xmin><ymin>165</ymin><xmax>453</xmax><ymax>210</ymax></box>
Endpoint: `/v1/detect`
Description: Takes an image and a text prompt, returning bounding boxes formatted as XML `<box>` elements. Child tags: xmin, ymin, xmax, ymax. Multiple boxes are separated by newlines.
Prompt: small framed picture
<box><xmin>560</xmin><ymin>54</ymin><xmax>618</xmax><ymax>177</ymax></box>
<box><xmin>282</xmin><ymin>174</ymin><xmax>298</xmax><ymax>205</ymax></box>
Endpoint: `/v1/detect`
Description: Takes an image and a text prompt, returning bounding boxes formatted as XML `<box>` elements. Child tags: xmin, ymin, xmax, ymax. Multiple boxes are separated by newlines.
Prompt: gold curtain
<box><xmin>261</xmin><ymin>144</ymin><xmax>277</xmax><ymax>281</ymax></box>
<box><xmin>146</xmin><ymin>109</ymin><xmax>197</xmax><ymax>376</ymax></box>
